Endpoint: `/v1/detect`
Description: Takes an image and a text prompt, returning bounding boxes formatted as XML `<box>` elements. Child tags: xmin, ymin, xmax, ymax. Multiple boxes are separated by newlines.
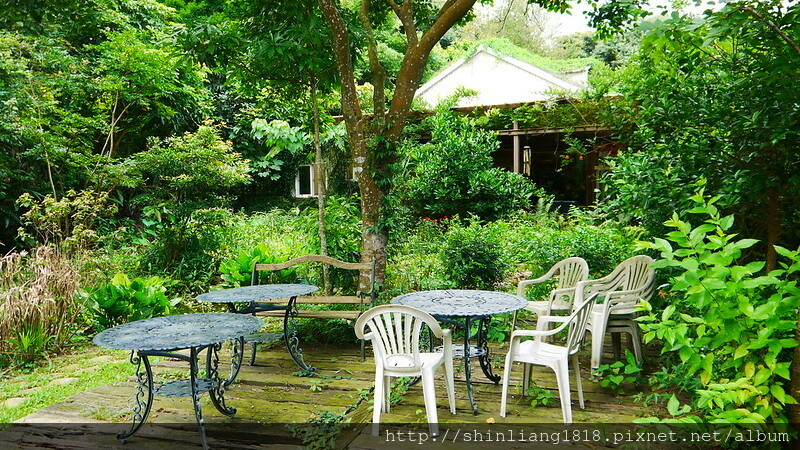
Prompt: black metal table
<box><xmin>93</xmin><ymin>313</ymin><xmax>262</xmax><ymax>450</ymax></box>
<box><xmin>196</xmin><ymin>284</ymin><xmax>319</xmax><ymax>372</ymax></box>
<box><xmin>390</xmin><ymin>289</ymin><xmax>527</xmax><ymax>413</ymax></box>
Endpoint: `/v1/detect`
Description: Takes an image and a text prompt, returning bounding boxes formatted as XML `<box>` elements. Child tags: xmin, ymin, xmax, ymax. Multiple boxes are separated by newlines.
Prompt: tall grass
<box><xmin>0</xmin><ymin>247</ymin><xmax>81</xmax><ymax>366</ymax></box>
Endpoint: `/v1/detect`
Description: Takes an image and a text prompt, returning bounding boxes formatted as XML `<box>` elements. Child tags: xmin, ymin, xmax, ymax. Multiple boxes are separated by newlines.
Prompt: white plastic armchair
<box><xmin>511</xmin><ymin>257</ymin><xmax>589</xmax><ymax>329</ymax></box>
<box><xmin>354</xmin><ymin>304</ymin><xmax>456</xmax><ymax>437</ymax></box>
<box><xmin>500</xmin><ymin>294</ymin><xmax>595</xmax><ymax>424</ymax></box>
<box><xmin>575</xmin><ymin>255</ymin><xmax>655</xmax><ymax>369</ymax></box>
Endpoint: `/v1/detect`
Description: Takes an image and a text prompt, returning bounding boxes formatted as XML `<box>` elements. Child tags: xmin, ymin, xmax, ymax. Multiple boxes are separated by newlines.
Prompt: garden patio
<box><xmin>4</xmin><ymin>339</ymin><xmax>655</xmax><ymax>449</ymax></box>
<box><xmin>2</xmin><ymin>1</ymin><xmax>800</xmax><ymax>446</ymax></box>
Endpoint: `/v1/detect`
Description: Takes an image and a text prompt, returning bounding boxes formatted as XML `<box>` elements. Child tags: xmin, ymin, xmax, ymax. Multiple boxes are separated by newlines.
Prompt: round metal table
<box><xmin>391</xmin><ymin>289</ymin><xmax>527</xmax><ymax>413</ymax></box>
<box><xmin>93</xmin><ymin>313</ymin><xmax>262</xmax><ymax>450</ymax></box>
<box><xmin>196</xmin><ymin>284</ymin><xmax>319</xmax><ymax>371</ymax></box>
<box><xmin>196</xmin><ymin>284</ymin><xmax>319</xmax><ymax>305</ymax></box>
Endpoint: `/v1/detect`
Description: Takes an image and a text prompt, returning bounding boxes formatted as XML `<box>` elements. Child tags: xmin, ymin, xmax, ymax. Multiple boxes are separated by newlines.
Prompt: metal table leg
<box><xmin>476</xmin><ymin>316</ymin><xmax>501</xmax><ymax>383</ymax></box>
<box><xmin>463</xmin><ymin>316</ymin><xmax>478</xmax><ymax>414</ymax></box>
<box><xmin>206</xmin><ymin>342</ymin><xmax>237</xmax><ymax>416</ymax></box>
<box><xmin>283</xmin><ymin>295</ymin><xmax>315</xmax><ymax>372</ymax></box>
<box><xmin>224</xmin><ymin>303</ymin><xmax>246</xmax><ymax>383</ymax></box>
<box><xmin>223</xmin><ymin>336</ymin><xmax>244</xmax><ymax>387</ymax></box>
<box><xmin>117</xmin><ymin>351</ymin><xmax>154</xmax><ymax>443</ymax></box>
<box><xmin>188</xmin><ymin>347</ymin><xmax>210</xmax><ymax>450</ymax></box>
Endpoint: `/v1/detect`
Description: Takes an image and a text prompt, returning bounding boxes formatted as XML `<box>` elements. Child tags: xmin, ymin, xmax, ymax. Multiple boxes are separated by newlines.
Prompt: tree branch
<box><xmin>360</xmin><ymin>0</ymin><xmax>388</xmax><ymax>120</ymax></box>
<box><xmin>386</xmin><ymin>0</ymin><xmax>477</xmax><ymax>138</ymax></box>
<box><xmin>391</xmin><ymin>0</ymin><xmax>418</xmax><ymax>47</ymax></box>
<box><xmin>734</xmin><ymin>4</ymin><xmax>800</xmax><ymax>56</ymax></box>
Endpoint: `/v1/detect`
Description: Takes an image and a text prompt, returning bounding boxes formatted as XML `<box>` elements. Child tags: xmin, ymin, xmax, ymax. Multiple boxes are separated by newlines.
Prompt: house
<box><xmin>415</xmin><ymin>47</ymin><xmax>587</xmax><ymax>108</ymax></box>
<box><xmin>414</xmin><ymin>47</ymin><xmax>612</xmax><ymax>208</ymax></box>
<box><xmin>317</xmin><ymin>46</ymin><xmax>614</xmax><ymax>208</ymax></box>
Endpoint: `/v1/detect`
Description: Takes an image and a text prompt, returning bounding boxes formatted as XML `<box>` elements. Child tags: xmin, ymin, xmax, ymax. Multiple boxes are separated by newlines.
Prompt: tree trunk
<box><xmin>310</xmin><ymin>79</ymin><xmax>331</xmax><ymax>295</ymax></box>
<box><xmin>318</xmin><ymin>0</ymin><xmax>478</xmax><ymax>288</ymax></box>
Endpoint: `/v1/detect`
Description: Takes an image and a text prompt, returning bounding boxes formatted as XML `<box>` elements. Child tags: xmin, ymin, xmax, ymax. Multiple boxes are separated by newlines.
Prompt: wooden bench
<box><xmin>245</xmin><ymin>255</ymin><xmax>378</xmax><ymax>370</ymax></box>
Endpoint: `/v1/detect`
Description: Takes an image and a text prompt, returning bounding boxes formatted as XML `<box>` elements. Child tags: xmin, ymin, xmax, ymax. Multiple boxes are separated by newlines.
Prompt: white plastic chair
<box><xmin>511</xmin><ymin>257</ymin><xmax>589</xmax><ymax>330</ymax></box>
<box><xmin>354</xmin><ymin>304</ymin><xmax>456</xmax><ymax>437</ymax></box>
<box><xmin>500</xmin><ymin>294</ymin><xmax>595</xmax><ymax>424</ymax></box>
<box><xmin>575</xmin><ymin>255</ymin><xmax>655</xmax><ymax>369</ymax></box>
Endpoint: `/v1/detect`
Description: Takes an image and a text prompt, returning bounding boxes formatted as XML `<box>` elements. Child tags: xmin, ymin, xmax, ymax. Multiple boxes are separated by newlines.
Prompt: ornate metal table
<box><xmin>93</xmin><ymin>313</ymin><xmax>261</xmax><ymax>449</ymax></box>
<box><xmin>196</xmin><ymin>284</ymin><xmax>319</xmax><ymax>372</ymax></box>
<box><xmin>391</xmin><ymin>289</ymin><xmax>527</xmax><ymax>413</ymax></box>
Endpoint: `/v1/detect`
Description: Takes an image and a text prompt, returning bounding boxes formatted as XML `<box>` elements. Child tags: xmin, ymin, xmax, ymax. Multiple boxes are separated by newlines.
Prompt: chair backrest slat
<box><xmin>555</xmin><ymin>257</ymin><xmax>590</xmax><ymax>291</ymax></box>
<box><xmin>355</xmin><ymin>305</ymin><xmax>443</xmax><ymax>371</ymax></box>
<box><xmin>577</xmin><ymin>255</ymin><xmax>655</xmax><ymax>313</ymax></box>
<box><xmin>566</xmin><ymin>294</ymin><xmax>596</xmax><ymax>355</ymax></box>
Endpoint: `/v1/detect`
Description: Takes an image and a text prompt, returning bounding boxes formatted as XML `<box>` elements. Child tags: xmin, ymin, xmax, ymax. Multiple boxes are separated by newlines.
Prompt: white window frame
<box><xmin>293</xmin><ymin>164</ymin><xmax>317</xmax><ymax>198</ymax></box>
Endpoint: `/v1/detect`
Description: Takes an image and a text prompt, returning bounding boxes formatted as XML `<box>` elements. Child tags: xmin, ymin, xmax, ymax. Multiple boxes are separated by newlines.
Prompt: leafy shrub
<box><xmin>384</xmin><ymin>211</ymin><xmax>637</xmax><ymax>301</ymax></box>
<box><xmin>384</xmin><ymin>218</ymin><xmax>451</xmax><ymax>298</ymax></box>
<box><xmin>637</xmin><ymin>191</ymin><xmax>800</xmax><ymax>423</ymax></box>
<box><xmin>222</xmin><ymin>209</ymin><xmax>313</xmax><ymax>262</ymax></box>
<box><xmin>499</xmin><ymin>210</ymin><xmax>638</xmax><ymax>276</ymax></box>
<box><xmin>299</xmin><ymin>194</ymin><xmax>362</xmax><ymax>263</ymax></box>
<box><xmin>397</xmin><ymin>107</ymin><xmax>537</xmax><ymax>221</ymax></box>
<box><xmin>220</xmin><ymin>243</ymin><xmax>303</xmax><ymax>287</ymax></box>
<box><xmin>384</xmin><ymin>253</ymin><xmax>451</xmax><ymax>299</ymax></box>
<box><xmin>8</xmin><ymin>323</ymin><xmax>51</xmax><ymax>366</ymax></box>
<box><xmin>16</xmin><ymin>190</ymin><xmax>118</xmax><ymax>254</ymax></box>
<box><xmin>524</xmin><ymin>382</ymin><xmax>557</xmax><ymax>407</ymax></box>
<box><xmin>84</xmin><ymin>273</ymin><xmax>175</xmax><ymax>330</ymax></box>
<box><xmin>137</xmin><ymin>206</ymin><xmax>234</xmax><ymax>296</ymax></box>
<box><xmin>102</xmin><ymin>124</ymin><xmax>251</xmax><ymax>296</ymax></box>
<box><xmin>288</xmin><ymin>409</ymin><xmax>349</xmax><ymax>450</ymax></box>
<box><xmin>295</xmin><ymin>318</ymin><xmax>358</xmax><ymax>346</ymax></box>
<box><xmin>441</xmin><ymin>218</ymin><xmax>507</xmax><ymax>289</ymax></box>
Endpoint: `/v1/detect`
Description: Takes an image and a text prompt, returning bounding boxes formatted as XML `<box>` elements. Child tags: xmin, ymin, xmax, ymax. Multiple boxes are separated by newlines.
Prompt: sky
<box><xmin>545</xmin><ymin>1</ymin><xmax>722</xmax><ymax>37</ymax></box>
<box><xmin>546</xmin><ymin>2</ymin><xmax>594</xmax><ymax>37</ymax></box>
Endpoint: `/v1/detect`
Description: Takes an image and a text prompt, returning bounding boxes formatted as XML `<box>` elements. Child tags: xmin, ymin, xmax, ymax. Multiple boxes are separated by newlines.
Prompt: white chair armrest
<box><xmin>550</xmin><ymin>287</ymin><xmax>575</xmax><ymax>297</ymax></box>
<box><xmin>516</xmin><ymin>276</ymin><xmax>551</xmax><ymax>296</ymax></box>
<box><xmin>603</xmin><ymin>285</ymin><xmax>651</xmax><ymax>305</ymax></box>
<box><xmin>510</xmin><ymin>317</ymin><xmax>570</xmax><ymax>341</ymax></box>
<box><xmin>441</xmin><ymin>328</ymin><xmax>453</xmax><ymax>360</ymax></box>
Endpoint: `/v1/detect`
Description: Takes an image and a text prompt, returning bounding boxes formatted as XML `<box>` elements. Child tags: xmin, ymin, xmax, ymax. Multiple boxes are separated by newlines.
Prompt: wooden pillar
<box><xmin>512</xmin><ymin>120</ymin><xmax>520</xmax><ymax>174</ymax></box>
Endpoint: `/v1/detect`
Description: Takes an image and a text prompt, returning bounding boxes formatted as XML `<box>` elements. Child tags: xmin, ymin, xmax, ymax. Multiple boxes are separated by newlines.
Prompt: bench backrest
<box><xmin>252</xmin><ymin>254</ymin><xmax>377</xmax><ymax>302</ymax></box>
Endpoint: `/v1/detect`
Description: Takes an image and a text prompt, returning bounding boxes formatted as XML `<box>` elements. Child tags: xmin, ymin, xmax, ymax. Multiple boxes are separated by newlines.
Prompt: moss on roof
<box><xmin>464</xmin><ymin>38</ymin><xmax>598</xmax><ymax>74</ymax></box>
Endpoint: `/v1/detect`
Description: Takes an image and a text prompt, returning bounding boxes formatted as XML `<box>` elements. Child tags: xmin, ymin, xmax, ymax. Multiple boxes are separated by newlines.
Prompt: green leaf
<box><xmin>667</xmin><ymin>395</ymin><xmax>681</xmax><ymax>416</ymax></box>
<box><xmin>774</xmin><ymin>365</ymin><xmax>791</xmax><ymax>380</ymax></box>
<box><xmin>662</xmin><ymin>304</ymin><xmax>676</xmax><ymax>321</ymax></box>
<box><xmin>718</xmin><ymin>214</ymin><xmax>735</xmax><ymax>230</ymax></box>
<box><xmin>652</xmin><ymin>237</ymin><xmax>673</xmax><ymax>253</ymax></box>
<box><xmin>754</xmin><ymin>368</ymin><xmax>772</xmax><ymax>386</ymax></box>
<box><xmin>735</xmin><ymin>239</ymin><xmax>760</xmax><ymax>250</ymax></box>
<box><xmin>679</xmin><ymin>345</ymin><xmax>694</xmax><ymax>363</ymax></box>
<box><xmin>774</xmin><ymin>246</ymin><xmax>796</xmax><ymax>259</ymax></box>
<box><xmin>770</xmin><ymin>385</ymin><xmax>789</xmax><ymax>404</ymax></box>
